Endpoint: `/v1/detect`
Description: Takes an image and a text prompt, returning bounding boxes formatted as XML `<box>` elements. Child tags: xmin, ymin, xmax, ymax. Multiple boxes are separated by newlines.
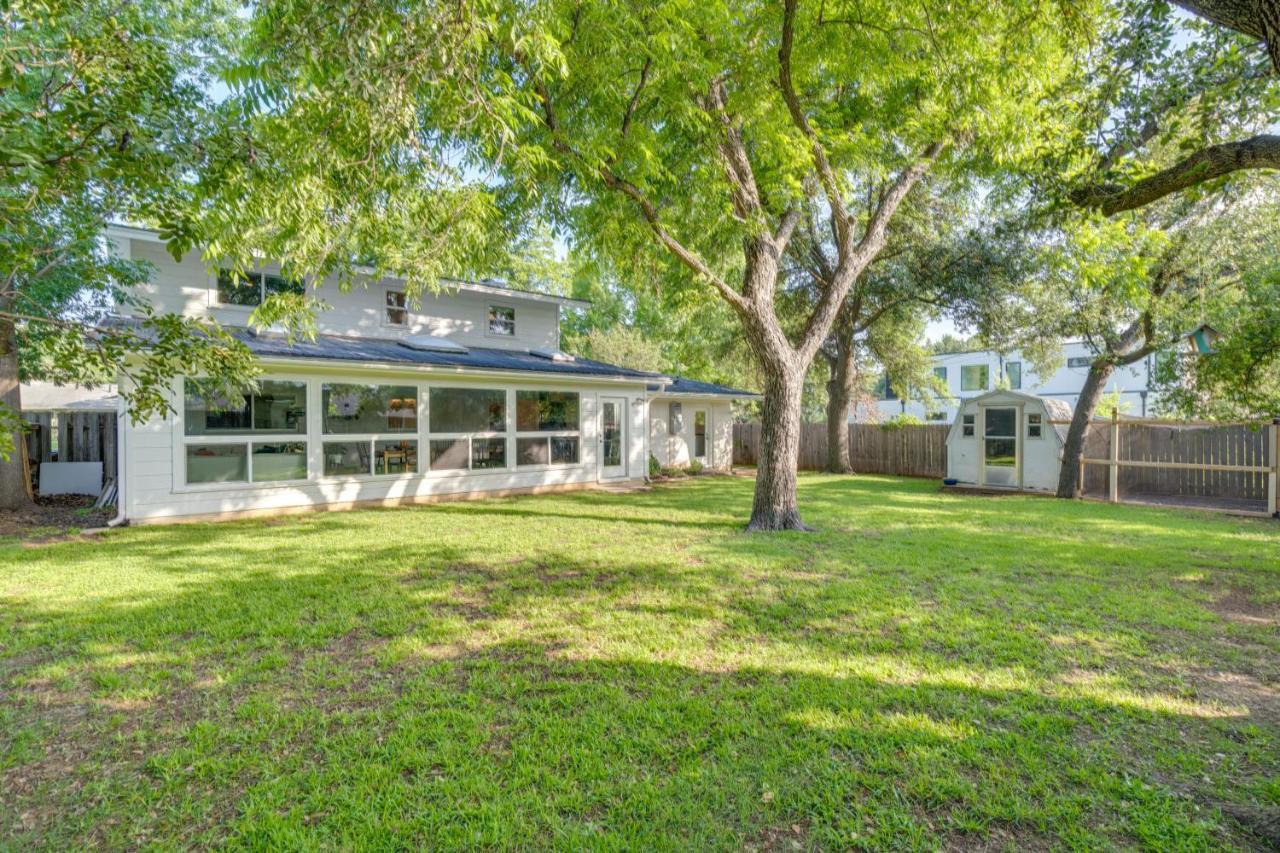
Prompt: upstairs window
<box><xmin>488</xmin><ymin>305</ymin><xmax>515</xmax><ymax>337</ymax></box>
<box><xmin>932</xmin><ymin>366</ymin><xmax>947</xmax><ymax>382</ymax></box>
<box><xmin>385</xmin><ymin>291</ymin><xmax>408</xmax><ymax>326</ymax></box>
<box><xmin>1067</xmin><ymin>356</ymin><xmax>1093</xmax><ymax>369</ymax></box>
<box><xmin>216</xmin><ymin>270</ymin><xmax>304</xmax><ymax>307</ymax></box>
<box><xmin>1006</xmin><ymin>361</ymin><xmax>1022</xmax><ymax>390</ymax></box>
<box><xmin>876</xmin><ymin>376</ymin><xmax>898</xmax><ymax>401</ymax></box>
<box><xmin>961</xmin><ymin>365</ymin><xmax>988</xmax><ymax>391</ymax></box>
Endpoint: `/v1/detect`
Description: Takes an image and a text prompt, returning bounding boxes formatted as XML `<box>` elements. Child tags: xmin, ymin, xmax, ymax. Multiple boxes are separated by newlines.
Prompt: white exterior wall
<box><xmin>122</xmin><ymin>364</ymin><xmax>648</xmax><ymax>523</ymax></box>
<box><xmin>946</xmin><ymin>391</ymin><xmax>1064</xmax><ymax>492</ymax></box>
<box><xmin>647</xmin><ymin>398</ymin><xmax>734</xmax><ymax>470</ymax></box>
<box><xmin>867</xmin><ymin>341</ymin><xmax>1155</xmax><ymax>423</ymax></box>
<box><xmin>122</xmin><ymin>238</ymin><xmax>564</xmax><ymax>353</ymax></box>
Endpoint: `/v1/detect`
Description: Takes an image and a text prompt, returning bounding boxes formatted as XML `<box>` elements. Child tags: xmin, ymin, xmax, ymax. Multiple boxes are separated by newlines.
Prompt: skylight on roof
<box><xmin>530</xmin><ymin>347</ymin><xmax>575</xmax><ymax>362</ymax></box>
<box><xmin>399</xmin><ymin>335</ymin><xmax>469</xmax><ymax>354</ymax></box>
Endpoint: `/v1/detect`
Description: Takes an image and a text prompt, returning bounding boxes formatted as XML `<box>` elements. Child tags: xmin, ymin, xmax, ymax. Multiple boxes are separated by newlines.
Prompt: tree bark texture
<box><xmin>1055</xmin><ymin>362</ymin><xmax>1116</xmax><ymax>499</ymax></box>
<box><xmin>824</xmin><ymin>336</ymin><xmax>855</xmax><ymax>474</ymax></box>
<box><xmin>1073</xmin><ymin>134</ymin><xmax>1280</xmax><ymax>216</ymax></box>
<box><xmin>749</xmin><ymin>365</ymin><xmax>810</xmax><ymax>531</ymax></box>
<box><xmin>1174</xmin><ymin>0</ymin><xmax>1280</xmax><ymax>70</ymax></box>
<box><xmin>0</xmin><ymin>300</ymin><xmax>31</xmax><ymax>511</ymax></box>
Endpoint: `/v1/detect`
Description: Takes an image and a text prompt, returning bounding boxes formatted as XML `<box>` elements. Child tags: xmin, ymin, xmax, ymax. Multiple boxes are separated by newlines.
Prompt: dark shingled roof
<box><xmin>646</xmin><ymin>377</ymin><xmax>759</xmax><ymax>398</ymax></box>
<box><xmin>233</xmin><ymin>329</ymin><xmax>663</xmax><ymax>380</ymax></box>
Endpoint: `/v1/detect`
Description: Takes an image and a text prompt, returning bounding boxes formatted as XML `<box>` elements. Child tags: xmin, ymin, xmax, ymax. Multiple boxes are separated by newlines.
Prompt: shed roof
<box><xmin>20</xmin><ymin>381</ymin><xmax>120</xmax><ymax>413</ymax></box>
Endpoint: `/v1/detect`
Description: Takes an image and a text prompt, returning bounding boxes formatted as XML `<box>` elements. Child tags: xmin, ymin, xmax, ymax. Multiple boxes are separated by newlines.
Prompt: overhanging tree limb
<box><xmin>1173</xmin><ymin>0</ymin><xmax>1280</xmax><ymax>71</ymax></box>
<box><xmin>1072</xmin><ymin>134</ymin><xmax>1280</xmax><ymax>215</ymax></box>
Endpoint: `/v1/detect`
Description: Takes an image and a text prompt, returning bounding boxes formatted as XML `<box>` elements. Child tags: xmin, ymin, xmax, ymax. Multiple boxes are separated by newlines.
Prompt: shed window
<box><xmin>961</xmin><ymin>413</ymin><xmax>975</xmax><ymax>437</ymax></box>
<box><xmin>1027</xmin><ymin>412</ymin><xmax>1043</xmax><ymax>439</ymax></box>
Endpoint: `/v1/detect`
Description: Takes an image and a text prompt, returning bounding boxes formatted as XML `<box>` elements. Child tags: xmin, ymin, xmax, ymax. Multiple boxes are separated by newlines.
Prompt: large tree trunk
<box><xmin>824</xmin><ymin>337</ymin><xmax>855</xmax><ymax>474</ymax></box>
<box><xmin>1055</xmin><ymin>362</ymin><xmax>1115</xmax><ymax>499</ymax></box>
<box><xmin>0</xmin><ymin>304</ymin><xmax>30</xmax><ymax>511</ymax></box>
<box><xmin>749</xmin><ymin>364</ymin><xmax>809</xmax><ymax>530</ymax></box>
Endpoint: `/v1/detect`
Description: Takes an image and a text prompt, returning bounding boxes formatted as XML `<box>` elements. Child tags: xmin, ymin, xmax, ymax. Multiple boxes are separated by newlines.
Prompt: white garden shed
<box><xmin>945</xmin><ymin>390</ymin><xmax>1075</xmax><ymax>492</ymax></box>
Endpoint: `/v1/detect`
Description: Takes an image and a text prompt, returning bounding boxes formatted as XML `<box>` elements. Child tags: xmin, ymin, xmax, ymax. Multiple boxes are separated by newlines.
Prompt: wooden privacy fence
<box><xmin>1074</xmin><ymin>414</ymin><xmax>1279</xmax><ymax>517</ymax></box>
<box><xmin>22</xmin><ymin>411</ymin><xmax>119</xmax><ymax>482</ymax></box>
<box><xmin>733</xmin><ymin>422</ymin><xmax>949</xmax><ymax>478</ymax></box>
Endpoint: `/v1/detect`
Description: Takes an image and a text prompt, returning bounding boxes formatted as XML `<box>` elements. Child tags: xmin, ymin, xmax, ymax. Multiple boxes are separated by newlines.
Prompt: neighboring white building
<box><xmin>862</xmin><ymin>341</ymin><xmax>1156</xmax><ymax>424</ymax></box>
<box><xmin>104</xmin><ymin>225</ymin><xmax>755</xmax><ymax>524</ymax></box>
<box><xmin>945</xmin><ymin>390</ymin><xmax>1075</xmax><ymax>492</ymax></box>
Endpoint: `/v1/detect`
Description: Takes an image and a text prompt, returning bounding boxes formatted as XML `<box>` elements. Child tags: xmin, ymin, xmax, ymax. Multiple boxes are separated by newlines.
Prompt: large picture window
<box><xmin>323</xmin><ymin>384</ymin><xmax>417</xmax><ymax>434</ymax></box>
<box><xmin>515</xmin><ymin>390</ymin><xmax>581</xmax><ymax>468</ymax></box>
<box><xmin>427</xmin><ymin>387</ymin><xmax>508</xmax><ymax>472</ymax></box>
<box><xmin>183</xmin><ymin>379</ymin><xmax>309</xmax><ymax>486</ymax></box>
<box><xmin>185</xmin><ymin>380</ymin><xmax>307</xmax><ymax>436</ymax></box>
<box><xmin>429</xmin><ymin>388</ymin><xmax>505</xmax><ymax>433</ymax></box>
<box><xmin>320</xmin><ymin>383</ymin><xmax>419</xmax><ymax>478</ymax></box>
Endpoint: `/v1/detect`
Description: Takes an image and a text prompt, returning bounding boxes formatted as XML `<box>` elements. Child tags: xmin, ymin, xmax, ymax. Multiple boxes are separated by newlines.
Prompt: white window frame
<box><xmin>173</xmin><ymin>376</ymin><xmax>595</xmax><ymax>492</ymax></box>
<box><xmin>486</xmin><ymin>303</ymin><xmax>516</xmax><ymax>338</ymax></box>
<box><xmin>213</xmin><ymin>269</ymin><xmax>303</xmax><ymax>309</ymax></box>
<box><xmin>961</xmin><ymin>413</ymin><xmax>976</xmax><ymax>437</ymax></box>
<box><xmin>692</xmin><ymin>408</ymin><xmax>708</xmax><ymax>462</ymax></box>
<box><xmin>320</xmin><ymin>382</ymin><xmax>421</xmax><ymax>479</ymax></box>
<box><xmin>177</xmin><ymin>376</ymin><xmax>311</xmax><ymax>491</ymax></box>
<box><xmin>513</xmin><ymin>389</ymin><xmax>583</xmax><ymax>471</ymax></box>
<box><xmin>960</xmin><ymin>365</ymin><xmax>989</xmax><ymax>392</ymax></box>
<box><xmin>384</xmin><ymin>290</ymin><xmax>409</xmax><ymax>327</ymax></box>
<box><xmin>1026</xmin><ymin>412</ymin><xmax>1043</xmax><ymax>439</ymax></box>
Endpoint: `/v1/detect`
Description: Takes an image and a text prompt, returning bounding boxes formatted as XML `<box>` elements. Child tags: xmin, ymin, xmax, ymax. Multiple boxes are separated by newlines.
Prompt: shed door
<box><xmin>982</xmin><ymin>407</ymin><xmax>1019</xmax><ymax>488</ymax></box>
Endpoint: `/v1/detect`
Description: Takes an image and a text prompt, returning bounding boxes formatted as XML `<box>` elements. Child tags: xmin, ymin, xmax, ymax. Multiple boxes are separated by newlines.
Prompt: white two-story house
<box><xmin>105</xmin><ymin>225</ymin><xmax>754</xmax><ymax>524</ymax></box>
<box><xmin>863</xmin><ymin>342</ymin><xmax>1157</xmax><ymax>423</ymax></box>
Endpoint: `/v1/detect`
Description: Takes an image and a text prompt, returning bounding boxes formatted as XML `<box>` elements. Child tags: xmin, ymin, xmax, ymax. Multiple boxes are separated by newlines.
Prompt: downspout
<box><xmin>107</xmin><ymin>404</ymin><xmax>127</xmax><ymax>527</ymax></box>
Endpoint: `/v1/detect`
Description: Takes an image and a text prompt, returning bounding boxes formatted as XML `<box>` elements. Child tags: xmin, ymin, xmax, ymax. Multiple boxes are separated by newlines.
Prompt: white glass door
<box><xmin>983</xmin><ymin>407</ymin><xmax>1019</xmax><ymax>487</ymax></box>
<box><xmin>599</xmin><ymin>397</ymin><xmax>627</xmax><ymax>479</ymax></box>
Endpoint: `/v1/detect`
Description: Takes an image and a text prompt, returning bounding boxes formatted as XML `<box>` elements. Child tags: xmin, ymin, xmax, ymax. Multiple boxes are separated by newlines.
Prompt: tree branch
<box><xmin>1072</xmin><ymin>134</ymin><xmax>1280</xmax><ymax>216</ymax></box>
<box><xmin>1173</xmin><ymin>0</ymin><xmax>1280</xmax><ymax>71</ymax></box>
<box><xmin>525</xmin><ymin>67</ymin><xmax>749</xmax><ymax>312</ymax></box>
<box><xmin>778</xmin><ymin>0</ymin><xmax>850</xmax><ymax>245</ymax></box>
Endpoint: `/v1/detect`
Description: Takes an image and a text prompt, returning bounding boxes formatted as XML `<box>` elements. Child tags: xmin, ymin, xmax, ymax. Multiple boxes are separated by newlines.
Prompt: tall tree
<box><xmin>477</xmin><ymin>0</ymin><xmax>1086</xmax><ymax>529</ymax></box>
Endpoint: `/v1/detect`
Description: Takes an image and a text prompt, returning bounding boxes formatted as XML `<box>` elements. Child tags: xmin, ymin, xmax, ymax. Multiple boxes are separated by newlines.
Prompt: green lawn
<box><xmin>2</xmin><ymin>475</ymin><xmax>1278</xmax><ymax>849</ymax></box>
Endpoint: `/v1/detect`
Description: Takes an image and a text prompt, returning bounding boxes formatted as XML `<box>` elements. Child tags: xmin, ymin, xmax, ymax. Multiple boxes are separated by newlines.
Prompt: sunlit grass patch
<box><xmin>1</xmin><ymin>473</ymin><xmax>1277</xmax><ymax>849</ymax></box>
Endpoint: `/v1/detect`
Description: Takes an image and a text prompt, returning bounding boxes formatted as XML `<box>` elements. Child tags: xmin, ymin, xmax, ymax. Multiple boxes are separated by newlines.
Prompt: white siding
<box><xmin>123</xmin><ymin>366</ymin><xmax>647</xmax><ymax>523</ymax></box>
<box><xmin>946</xmin><ymin>391</ymin><xmax>1063</xmax><ymax>493</ymax></box>
<box><xmin>866</xmin><ymin>341</ymin><xmax>1156</xmax><ymax>423</ymax></box>
<box><xmin>648</xmin><ymin>398</ymin><xmax>733</xmax><ymax>470</ymax></box>
<box><xmin>125</xmin><ymin>240</ymin><xmax>563</xmax><ymax>352</ymax></box>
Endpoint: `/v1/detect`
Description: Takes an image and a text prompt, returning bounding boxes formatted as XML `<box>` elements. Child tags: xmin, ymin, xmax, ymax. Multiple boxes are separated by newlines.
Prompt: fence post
<box><xmin>1108</xmin><ymin>410</ymin><xmax>1120</xmax><ymax>503</ymax></box>
<box><xmin>1269</xmin><ymin>417</ymin><xmax>1279</xmax><ymax>519</ymax></box>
